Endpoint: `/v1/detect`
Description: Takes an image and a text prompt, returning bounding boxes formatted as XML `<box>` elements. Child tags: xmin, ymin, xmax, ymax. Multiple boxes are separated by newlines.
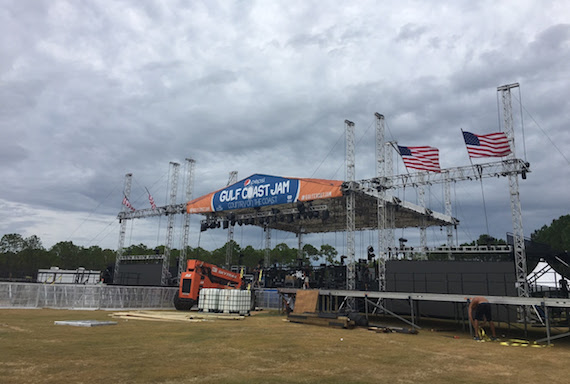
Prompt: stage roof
<box><xmin>187</xmin><ymin>174</ymin><xmax>457</xmax><ymax>234</ymax></box>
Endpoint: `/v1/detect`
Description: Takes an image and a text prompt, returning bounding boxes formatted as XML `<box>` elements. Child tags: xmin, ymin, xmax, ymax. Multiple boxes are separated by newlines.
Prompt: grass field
<box><xmin>1</xmin><ymin>308</ymin><xmax>570</xmax><ymax>384</ymax></box>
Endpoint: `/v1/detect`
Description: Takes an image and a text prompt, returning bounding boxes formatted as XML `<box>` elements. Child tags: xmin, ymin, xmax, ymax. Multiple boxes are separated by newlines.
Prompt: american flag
<box><xmin>122</xmin><ymin>196</ymin><xmax>136</xmax><ymax>211</ymax></box>
<box><xmin>145</xmin><ymin>187</ymin><xmax>157</xmax><ymax>210</ymax></box>
<box><xmin>397</xmin><ymin>145</ymin><xmax>441</xmax><ymax>173</ymax></box>
<box><xmin>462</xmin><ymin>131</ymin><xmax>511</xmax><ymax>158</ymax></box>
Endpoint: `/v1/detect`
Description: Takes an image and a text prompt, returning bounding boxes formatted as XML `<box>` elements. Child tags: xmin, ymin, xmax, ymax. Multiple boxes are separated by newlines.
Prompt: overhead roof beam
<box><xmin>354</xmin><ymin>158</ymin><xmax>530</xmax><ymax>191</ymax></box>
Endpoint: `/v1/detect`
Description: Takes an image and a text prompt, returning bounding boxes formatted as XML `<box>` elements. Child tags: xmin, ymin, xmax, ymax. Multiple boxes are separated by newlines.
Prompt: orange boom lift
<box><xmin>174</xmin><ymin>259</ymin><xmax>244</xmax><ymax>310</ymax></box>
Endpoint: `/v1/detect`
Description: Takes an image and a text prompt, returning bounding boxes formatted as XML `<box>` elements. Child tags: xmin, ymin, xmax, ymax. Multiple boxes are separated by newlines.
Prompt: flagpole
<box><xmin>462</xmin><ymin>128</ymin><xmax>490</xmax><ymax>238</ymax></box>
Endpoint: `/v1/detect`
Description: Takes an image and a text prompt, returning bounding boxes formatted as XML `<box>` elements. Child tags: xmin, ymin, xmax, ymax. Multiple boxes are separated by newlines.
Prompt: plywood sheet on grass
<box><xmin>293</xmin><ymin>290</ymin><xmax>319</xmax><ymax>313</ymax></box>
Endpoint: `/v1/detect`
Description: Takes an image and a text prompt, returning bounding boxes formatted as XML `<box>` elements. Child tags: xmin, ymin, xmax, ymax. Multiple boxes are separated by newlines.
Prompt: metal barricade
<box><xmin>254</xmin><ymin>288</ymin><xmax>281</xmax><ymax>309</ymax></box>
<box><xmin>0</xmin><ymin>282</ymin><xmax>177</xmax><ymax>310</ymax></box>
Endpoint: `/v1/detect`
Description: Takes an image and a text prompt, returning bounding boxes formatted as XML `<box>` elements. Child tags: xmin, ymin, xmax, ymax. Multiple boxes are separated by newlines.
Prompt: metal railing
<box><xmin>0</xmin><ymin>283</ymin><xmax>177</xmax><ymax>310</ymax></box>
<box><xmin>254</xmin><ymin>289</ymin><xmax>281</xmax><ymax>309</ymax></box>
<box><xmin>0</xmin><ymin>283</ymin><xmax>283</xmax><ymax>311</ymax></box>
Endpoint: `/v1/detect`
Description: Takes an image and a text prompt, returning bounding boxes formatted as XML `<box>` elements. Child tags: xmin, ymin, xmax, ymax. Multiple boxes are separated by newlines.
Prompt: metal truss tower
<box><xmin>354</xmin><ymin>158</ymin><xmax>530</xmax><ymax>271</ymax></box>
<box><xmin>384</xmin><ymin>142</ymin><xmax>396</xmax><ymax>254</ymax></box>
<box><xmin>225</xmin><ymin>171</ymin><xmax>238</xmax><ymax>268</ymax></box>
<box><xmin>417</xmin><ymin>172</ymin><xmax>428</xmax><ymax>259</ymax></box>
<box><xmin>162</xmin><ymin>162</ymin><xmax>180</xmax><ymax>286</ymax></box>
<box><xmin>345</xmin><ymin>119</ymin><xmax>356</xmax><ymax>292</ymax></box>
<box><xmin>114</xmin><ymin>173</ymin><xmax>133</xmax><ymax>283</ymax></box>
<box><xmin>375</xmin><ymin>113</ymin><xmax>388</xmax><ymax>291</ymax></box>
<box><xmin>264</xmin><ymin>224</ymin><xmax>271</xmax><ymax>268</ymax></box>
<box><xmin>354</xmin><ymin>85</ymin><xmax>530</xmax><ymax>297</ymax></box>
<box><xmin>443</xmin><ymin>171</ymin><xmax>454</xmax><ymax>257</ymax></box>
<box><xmin>498</xmin><ymin>82</ymin><xmax>529</xmax><ymax>298</ymax></box>
<box><xmin>297</xmin><ymin>230</ymin><xmax>304</xmax><ymax>266</ymax></box>
<box><xmin>178</xmin><ymin>158</ymin><xmax>196</xmax><ymax>283</ymax></box>
<box><xmin>115</xmin><ymin>160</ymin><xmax>196</xmax><ymax>286</ymax></box>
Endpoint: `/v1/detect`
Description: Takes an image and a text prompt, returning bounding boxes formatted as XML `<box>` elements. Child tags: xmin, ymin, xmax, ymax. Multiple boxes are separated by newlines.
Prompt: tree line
<box><xmin>0</xmin><ymin>233</ymin><xmax>339</xmax><ymax>281</ymax></box>
<box><xmin>2</xmin><ymin>213</ymin><xmax>567</xmax><ymax>281</ymax></box>
<box><xmin>531</xmin><ymin>214</ymin><xmax>570</xmax><ymax>252</ymax></box>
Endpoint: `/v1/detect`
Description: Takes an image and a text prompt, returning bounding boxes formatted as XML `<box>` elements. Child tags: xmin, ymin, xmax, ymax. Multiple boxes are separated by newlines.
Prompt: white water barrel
<box><xmin>198</xmin><ymin>288</ymin><xmax>221</xmax><ymax>312</ymax></box>
<box><xmin>220</xmin><ymin>289</ymin><xmax>251</xmax><ymax>315</ymax></box>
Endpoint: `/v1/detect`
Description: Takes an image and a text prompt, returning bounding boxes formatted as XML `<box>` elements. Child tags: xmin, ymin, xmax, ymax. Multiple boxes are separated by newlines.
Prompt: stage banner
<box><xmin>212</xmin><ymin>174</ymin><xmax>299</xmax><ymax>211</ymax></box>
<box><xmin>187</xmin><ymin>174</ymin><xmax>344</xmax><ymax>214</ymax></box>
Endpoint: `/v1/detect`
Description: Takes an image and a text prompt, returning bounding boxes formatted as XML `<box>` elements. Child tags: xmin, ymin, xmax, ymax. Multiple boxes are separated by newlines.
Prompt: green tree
<box><xmin>271</xmin><ymin>243</ymin><xmax>298</xmax><ymax>267</ymax></box>
<box><xmin>453</xmin><ymin>234</ymin><xmax>510</xmax><ymax>261</ymax></box>
<box><xmin>24</xmin><ymin>235</ymin><xmax>44</xmax><ymax>250</ymax></box>
<box><xmin>224</xmin><ymin>240</ymin><xmax>242</xmax><ymax>266</ymax></box>
<box><xmin>303</xmin><ymin>244</ymin><xmax>320</xmax><ymax>264</ymax></box>
<box><xmin>125</xmin><ymin>243</ymin><xmax>153</xmax><ymax>255</ymax></box>
<box><xmin>531</xmin><ymin>214</ymin><xmax>570</xmax><ymax>252</ymax></box>
<box><xmin>240</xmin><ymin>245</ymin><xmax>264</xmax><ymax>267</ymax></box>
<box><xmin>0</xmin><ymin>234</ymin><xmax>53</xmax><ymax>279</ymax></box>
<box><xmin>0</xmin><ymin>233</ymin><xmax>26</xmax><ymax>253</ymax></box>
<box><xmin>17</xmin><ymin>248</ymin><xmax>52</xmax><ymax>279</ymax></box>
<box><xmin>186</xmin><ymin>246</ymin><xmax>211</xmax><ymax>261</ymax></box>
<box><xmin>460</xmin><ymin>234</ymin><xmax>506</xmax><ymax>247</ymax></box>
<box><xmin>49</xmin><ymin>241</ymin><xmax>81</xmax><ymax>269</ymax></box>
<box><xmin>209</xmin><ymin>243</ymin><xmax>230</xmax><ymax>266</ymax></box>
<box><xmin>320</xmin><ymin>244</ymin><xmax>339</xmax><ymax>265</ymax></box>
<box><xmin>81</xmin><ymin>246</ymin><xmax>108</xmax><ymax>270</ymax></box>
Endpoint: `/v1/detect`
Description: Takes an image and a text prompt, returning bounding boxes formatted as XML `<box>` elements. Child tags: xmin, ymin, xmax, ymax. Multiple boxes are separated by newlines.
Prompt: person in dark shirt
<box><xmin>468</xmin><ymin>296</ymin><xmax>497</xmax><ymax>340</ymax></box>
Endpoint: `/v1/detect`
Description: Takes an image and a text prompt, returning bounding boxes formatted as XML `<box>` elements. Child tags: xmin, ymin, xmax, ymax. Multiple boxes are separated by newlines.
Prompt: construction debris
<box><xmin>499</xmin><ymin>339</ymin><xmax>550</xmax><ymax>348</ymax></box>
<box><xmin>287</xmin><ymin>312</ymin><xmax>355</xmax><ymax>329</ymax></box>
<box><xmin>368</xmin><ymin>325</ymin><xmax>419</xmax><ymax>335</ymax></box>
<box><xmin>109</xmin><ymin>310</ymin><xmax>245</xmax><ymax>323</ymax></box>
<box><xmin>55</xmin><ymin>320</ymin><xmax>117</xmax><ymax>327</ymax></box>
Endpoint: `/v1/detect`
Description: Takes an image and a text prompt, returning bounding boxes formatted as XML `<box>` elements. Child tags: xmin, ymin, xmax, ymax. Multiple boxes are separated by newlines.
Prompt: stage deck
<box><xmin>278</xmin><ymin>288</ymin><xmax>570</xmax><ymax>344</ymax></box>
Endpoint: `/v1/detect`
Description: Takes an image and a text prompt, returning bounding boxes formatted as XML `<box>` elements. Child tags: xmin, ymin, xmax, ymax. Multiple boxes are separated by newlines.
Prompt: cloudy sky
<box><xmin>1</xmin><ymin>0</ymin><xmax>569</xmax><ymax>256</ymax></box>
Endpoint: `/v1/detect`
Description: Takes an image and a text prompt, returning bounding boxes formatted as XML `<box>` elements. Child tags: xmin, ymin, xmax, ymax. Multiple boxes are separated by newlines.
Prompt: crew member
<box><xmin>468</xmin><ymin>296</ymin><xmax>497</xmax><ymax>340</ymax></box>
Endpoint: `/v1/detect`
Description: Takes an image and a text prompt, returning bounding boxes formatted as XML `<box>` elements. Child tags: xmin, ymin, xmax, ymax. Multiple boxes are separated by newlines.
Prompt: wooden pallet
<box><xmin>109</xmin><ymin>311</ymin><xmax>244</xmax><ymax>323</ymax></box>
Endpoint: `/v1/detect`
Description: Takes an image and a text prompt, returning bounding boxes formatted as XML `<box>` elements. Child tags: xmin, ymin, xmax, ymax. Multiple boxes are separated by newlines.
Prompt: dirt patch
<box><xmin>0</xmin><ymin>323</ymin><xmax>30</xmax><ymax>333</ymax></box>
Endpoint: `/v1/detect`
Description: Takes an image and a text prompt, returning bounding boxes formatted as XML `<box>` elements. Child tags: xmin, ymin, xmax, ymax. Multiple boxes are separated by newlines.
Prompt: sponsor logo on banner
<box><xmin>212</xmin><ymin>174</ymin><xmax>299</xmax><ymax>211</ymax></box>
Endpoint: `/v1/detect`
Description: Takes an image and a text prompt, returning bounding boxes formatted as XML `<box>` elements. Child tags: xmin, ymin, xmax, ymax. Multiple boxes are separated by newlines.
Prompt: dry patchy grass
<box><xmin>1</xmin><ymin>309</ymin><xmax>569</xmax><ymax>384</ymax></box>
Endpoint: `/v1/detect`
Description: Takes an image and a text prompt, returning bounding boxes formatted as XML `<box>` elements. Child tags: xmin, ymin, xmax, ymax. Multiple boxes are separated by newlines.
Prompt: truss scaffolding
<box><xmin>114</xmin><ymin>83</ymin><xmax>531</xmax><ymax>299</ymax></box>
